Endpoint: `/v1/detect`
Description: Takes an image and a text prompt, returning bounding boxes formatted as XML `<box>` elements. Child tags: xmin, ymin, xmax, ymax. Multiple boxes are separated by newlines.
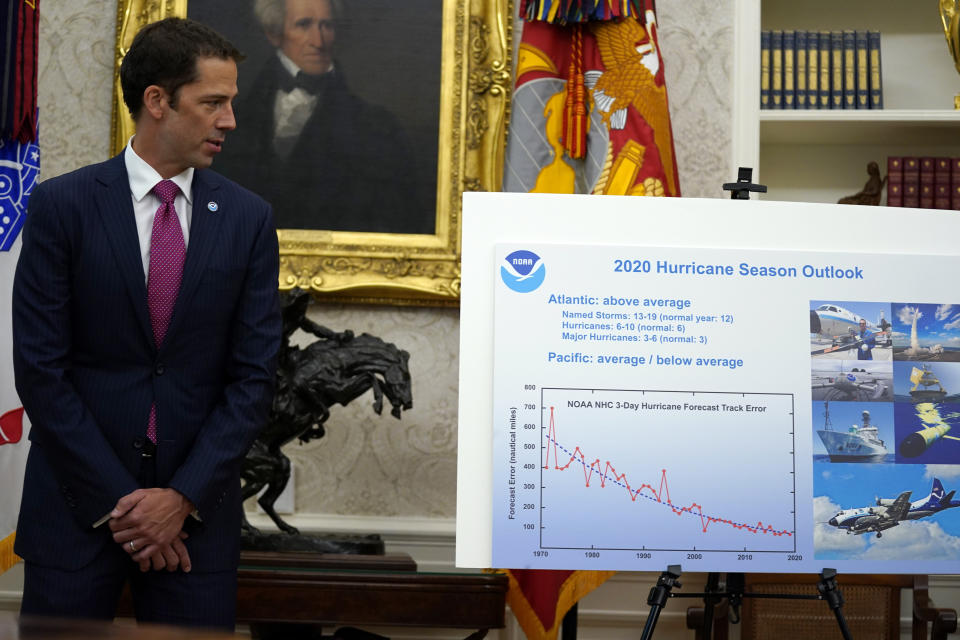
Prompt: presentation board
<box><xmin>456</xmin><ymin>192</ymin><xmax>960</xmax><ymax>574</ymax></box>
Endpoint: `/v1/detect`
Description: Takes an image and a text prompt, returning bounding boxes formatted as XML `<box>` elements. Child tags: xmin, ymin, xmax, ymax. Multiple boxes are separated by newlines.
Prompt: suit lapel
<box><xmin>94</xmin><ymin>155</ymin><xmax>154</xmax><ymax>348</ymax></box>
<box><xmin>164</xmin><ymin>170</ymin><xmax>224</xmax><ymax>345</ymax></box>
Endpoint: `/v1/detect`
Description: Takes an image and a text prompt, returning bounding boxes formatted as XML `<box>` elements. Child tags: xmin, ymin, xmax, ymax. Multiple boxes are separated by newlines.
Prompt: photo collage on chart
<box><xmin>809</xmin><ymin>301</ymin><xmax>960</xmax><ymax>560</ymax></box>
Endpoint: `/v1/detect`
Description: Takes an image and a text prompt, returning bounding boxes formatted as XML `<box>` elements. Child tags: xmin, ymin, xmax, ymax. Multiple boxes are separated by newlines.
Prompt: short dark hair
<box><xmin>120</xmin><ymin>17</ymin><xmax>244</xmax><ymax>120</ymax></box>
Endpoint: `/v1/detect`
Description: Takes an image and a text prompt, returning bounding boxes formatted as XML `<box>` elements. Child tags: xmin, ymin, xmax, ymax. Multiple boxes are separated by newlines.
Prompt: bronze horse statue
<box><xmin>241</xmin><ymin>290</ymin><xmax>413</xmax><ymax>535</ymax></box>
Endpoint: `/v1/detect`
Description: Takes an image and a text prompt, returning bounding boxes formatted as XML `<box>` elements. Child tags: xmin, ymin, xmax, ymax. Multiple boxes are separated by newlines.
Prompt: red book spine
<box><xmin>953</xmin><ymin>157</ymin><xmax>960</xmax><ymax>211</ymax></box>
<box><xmin>920</xmin><ymin>157</ymin><xmax>935</xmax><ymax>208</ymax></box>
<box><xmin>903</xmin><ymin>157</ymin><xmax>920</xmax><ymax>208</ymax></box>
<box><xmin>887</xmin><ymin>157</ymin><xmax>903</xmax><ymax>207</ymax></box>
<box><xmin>935</xmin><ymin>157</ymin><xmax>952</xmax><ymax>210</ymax></box>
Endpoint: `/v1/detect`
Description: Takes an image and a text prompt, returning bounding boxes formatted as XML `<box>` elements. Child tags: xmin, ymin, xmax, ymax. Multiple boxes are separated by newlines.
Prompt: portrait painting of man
<box><xmin>193</xmin><ymin>0</ymin><xmax>441</xmax><ymax>234</ymax></box>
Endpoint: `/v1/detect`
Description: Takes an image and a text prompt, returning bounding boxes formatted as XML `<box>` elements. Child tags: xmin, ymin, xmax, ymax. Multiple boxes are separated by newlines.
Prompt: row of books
<box><xmin>761</xmin><ymin>30</ymin><xmax>883</xmax><ymax>110</ymax></box>
<box><xmin>887</xmin><ymin>157</ymin><xmax>960</xmax><ymax>209</ymax></box>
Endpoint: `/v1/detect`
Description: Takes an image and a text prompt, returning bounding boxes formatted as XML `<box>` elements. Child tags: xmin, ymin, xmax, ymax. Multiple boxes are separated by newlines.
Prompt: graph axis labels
<box><xmin>536</xmin><ymin>387</ymin><xmax>797</xmax><ymax>555</ymax></box>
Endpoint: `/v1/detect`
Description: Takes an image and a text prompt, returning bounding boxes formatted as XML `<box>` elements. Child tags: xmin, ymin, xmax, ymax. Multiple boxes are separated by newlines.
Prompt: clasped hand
<box><xmin>109</xmin><ymin>488</ymin><xmax>195</xmax><ymax>572</ymax></box>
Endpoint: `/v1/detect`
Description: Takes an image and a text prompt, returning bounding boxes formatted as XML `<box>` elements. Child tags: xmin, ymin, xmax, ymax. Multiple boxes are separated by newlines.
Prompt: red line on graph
<box><xmin>543</xmin><ymin>406</ymin><xmax>792</xmax><ymax>537</ymax></box>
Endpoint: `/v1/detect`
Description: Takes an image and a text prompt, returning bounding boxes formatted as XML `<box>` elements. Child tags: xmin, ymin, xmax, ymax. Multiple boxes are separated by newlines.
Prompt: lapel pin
<box><xmin>207</xmin><ymin>201</ymin><xmax>219</xmax><ymax>212</ymax></box>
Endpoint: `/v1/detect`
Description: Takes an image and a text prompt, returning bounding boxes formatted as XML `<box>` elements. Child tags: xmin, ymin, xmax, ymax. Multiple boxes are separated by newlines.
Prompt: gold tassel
<box><xmin>0</xmin><ymin>532</ymin><xmax>20</xmax><ymax>575</ymax></box>
<box><xmin>563</xmin><ymin>25</ymin><xmax>588</xmax><ymax>159</ymax></box>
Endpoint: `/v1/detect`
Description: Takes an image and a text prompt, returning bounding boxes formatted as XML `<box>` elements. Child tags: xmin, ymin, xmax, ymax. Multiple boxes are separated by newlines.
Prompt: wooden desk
<box><xmin>0</xmin><ymin>611</ymin><xmax>235</xmax><ymax>640</ymax></box>
<box><xmin>236</xmin><ymin>552</ymin><xmax>507</xmax><ymax>639</ymax></box>
<box><xmin>118</xmin><ymin>552</ymin><xmax>508</xmax><ymax>639</ymax></box>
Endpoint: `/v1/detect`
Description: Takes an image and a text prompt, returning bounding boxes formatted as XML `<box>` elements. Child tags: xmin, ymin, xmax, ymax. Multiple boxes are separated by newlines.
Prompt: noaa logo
<box><xmin>501</xmin><ymin>249</ymin><xmax>545</xmax><ymax>293</ymax></box>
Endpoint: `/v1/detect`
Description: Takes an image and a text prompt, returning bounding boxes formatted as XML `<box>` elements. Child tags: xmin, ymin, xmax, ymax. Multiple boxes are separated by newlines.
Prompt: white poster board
<box><xmin>457</xmin><ymin>192</ymin><xmax>960</xmax><ymax>574</ymax></box>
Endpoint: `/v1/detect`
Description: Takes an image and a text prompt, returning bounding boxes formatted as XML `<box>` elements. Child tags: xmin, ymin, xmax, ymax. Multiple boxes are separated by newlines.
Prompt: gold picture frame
<box><xmin>111</xmin><ymin>0</ymin><xmax>512</xmax><ymax>306</ymax></box>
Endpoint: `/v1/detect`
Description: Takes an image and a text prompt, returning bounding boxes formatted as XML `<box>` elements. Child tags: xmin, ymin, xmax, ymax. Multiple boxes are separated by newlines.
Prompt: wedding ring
<box><xmin>129</xmin><ymin>541</ymin><xmax>136</xmax><ymax>552</ymax></box>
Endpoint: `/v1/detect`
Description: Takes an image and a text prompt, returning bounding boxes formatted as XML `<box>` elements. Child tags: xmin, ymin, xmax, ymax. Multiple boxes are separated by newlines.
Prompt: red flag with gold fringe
<box><xmin>500</xmin><ymin>2</ymin><xmax>679</xmax><ymax>637</ymax></box>
<box><xmin>504</xmin><ymin>568</ymin><xmax>615</xmax><ymax>640</ymax></box>
<box><xmin>503</xmin><ymin>0</ymin><xmax>680</xmax><ymax>198</ymax></box>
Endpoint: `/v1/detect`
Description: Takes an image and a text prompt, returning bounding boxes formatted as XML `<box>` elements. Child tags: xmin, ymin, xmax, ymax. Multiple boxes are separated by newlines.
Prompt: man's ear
<box><xmin>142</xmin><ymin>85</ymin><xmax>168</xmax><ymax>120</ymax></box>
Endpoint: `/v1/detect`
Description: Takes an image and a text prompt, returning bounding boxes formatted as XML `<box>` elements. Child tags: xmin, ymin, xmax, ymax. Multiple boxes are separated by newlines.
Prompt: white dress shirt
<box><xmin>124</xmin><ymin>140</ymin><xmax>194</xmax><ymax>285</ymax></box>
<box><xmin>272</xmin><ymin>50</ymin><xmax>333</xmax><ymax>157</ymax></box>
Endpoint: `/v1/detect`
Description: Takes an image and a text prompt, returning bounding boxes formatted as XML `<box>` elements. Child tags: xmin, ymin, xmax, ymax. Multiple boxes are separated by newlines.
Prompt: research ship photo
<box><xmin>816</xmin><ymin>403</ymin><xmax>889</xmax><ymax>462</ymax></box>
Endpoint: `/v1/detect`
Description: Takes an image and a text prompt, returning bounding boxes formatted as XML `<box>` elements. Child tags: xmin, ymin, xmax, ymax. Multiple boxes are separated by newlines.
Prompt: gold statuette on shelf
<box><xmin>941</xmin><ymin>0</ymin><xmax>960</xmax><ymax>108</ymax></box>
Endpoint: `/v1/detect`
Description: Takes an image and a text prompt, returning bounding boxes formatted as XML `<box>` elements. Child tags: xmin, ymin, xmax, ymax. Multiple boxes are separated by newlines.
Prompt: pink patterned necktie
<box><xmin>145</xmin><ymin>179</ymin><xmax>185</xmax><ymax>443</ymax></box>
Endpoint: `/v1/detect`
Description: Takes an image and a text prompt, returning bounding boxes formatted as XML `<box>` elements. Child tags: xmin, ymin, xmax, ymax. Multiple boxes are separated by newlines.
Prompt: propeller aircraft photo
<box><xmin>827</xmin><ymin>478</ymin><xmax>960</xmax><ymax>538</ymax></box>
<box><xmin>810</xmin><ymin>302</ymin><xmax>892</xmax><ymax>357</ymax></box>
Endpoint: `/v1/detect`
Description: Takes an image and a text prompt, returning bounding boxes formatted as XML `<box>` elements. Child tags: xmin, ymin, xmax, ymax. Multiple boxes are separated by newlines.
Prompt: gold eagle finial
<box><xmin>590</xmin><ymin>16</ymin><xmax>677</xmax><ymax>196</ymax></box>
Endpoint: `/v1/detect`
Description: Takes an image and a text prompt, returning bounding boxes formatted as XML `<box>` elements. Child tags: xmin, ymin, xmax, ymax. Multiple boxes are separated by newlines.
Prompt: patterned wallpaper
<box><xmin>37</xmin><ymin>1</ymin><xmax>733</xmax><ymax>520</ymax></box>
<box><xmin>38</xmin><ymin>1</ymin><xmax>116</xmax><ymax>179</ymax></box>
<box><xmin>658</xmin><ymin>1</ymin><xmax>734</xmax><ymax>199</ymax></box>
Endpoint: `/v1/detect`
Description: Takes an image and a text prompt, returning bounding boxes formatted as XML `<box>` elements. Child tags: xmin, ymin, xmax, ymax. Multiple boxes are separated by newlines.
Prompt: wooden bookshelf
<box><xmin>733</xmin><ymin>0</ymin><xmax>960</xmax><ymax>204</ymax></box>
<box><xmin>760</xmin><ymin>110</ymin><xmax>960</xmax><ymax>145</ymax></box>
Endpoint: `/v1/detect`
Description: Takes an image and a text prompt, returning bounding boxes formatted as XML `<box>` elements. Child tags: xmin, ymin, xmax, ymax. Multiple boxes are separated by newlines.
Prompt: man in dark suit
<box><xmin>12</xmin><ymin>18</ymin><xmax>281</xmax><ymax>629</ymax></box>
<box><xmin>215</xmin><ymin>0</ymin><xmax>428</xmax><ymax>233</ymax></box>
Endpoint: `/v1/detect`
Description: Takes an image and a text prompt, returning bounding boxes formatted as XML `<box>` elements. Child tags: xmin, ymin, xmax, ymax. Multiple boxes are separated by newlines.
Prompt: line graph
<box><xmin>537</xmin><ymin>388</ymin><xmax>796</xmax><ymax>553</ymax></box>
<box><xmin>544</xmin><ymin>407</ymin><xmax>793</xmax><ymax>538</ymax></box>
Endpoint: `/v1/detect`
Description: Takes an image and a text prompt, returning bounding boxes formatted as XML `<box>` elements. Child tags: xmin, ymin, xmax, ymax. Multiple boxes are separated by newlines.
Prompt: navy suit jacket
<box><xmin>12</xmin><ymin>153</ymin><xmax>281</xmax><ymax>572</ymax></box>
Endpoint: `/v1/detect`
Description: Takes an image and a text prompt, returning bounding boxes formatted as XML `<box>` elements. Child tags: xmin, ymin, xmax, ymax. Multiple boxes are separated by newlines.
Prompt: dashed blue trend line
<box><xmin>545</xmin><ymin>434</ymin><xmax>793</xmax><ymax>537</ymax></box>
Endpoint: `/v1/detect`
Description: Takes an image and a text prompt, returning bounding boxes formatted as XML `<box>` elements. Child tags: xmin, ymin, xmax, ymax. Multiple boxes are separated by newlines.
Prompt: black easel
<box><xmin>668</xmin><ymin>568</ymin><xmax>853</xmax><ymax>640</ymax></box>
<box><xmin>638</xmin><ymin>169</ymin><xmax>765</xmax><ymax>640</ymax></box>
<box><xmin>659</xmin><ymin>167</ymin><xmax>762</xmax><ymax>640</ymax></box>
<box><xmin>818</xmin><ymin>568</ymin><xmax>854</xmax><ymax>639</ymax></box>
<box><xmin>722</xmin><ymin>166</ymin><xmax>767</xmax><ymax>199</ymax></box>
<box><xmin>637</xmin><ymin>171</ymin><xmax>851</xmax><ymax>640</ymax></box>
<box><xmin>558</xmin><ymin>169</ymin><xmax>766</xmax><ymax>640</ymax></box>
<box><xmin>560</xmin><ymin>603</ymin><xmax>578</xmax><ymax>639</ymax></box>
<box><xmin>639</xmin><ymin>565</ymin><xmax>683</xmax><ymax>640</ymax></box>
<box><xmin>561</xmin><ymin>170</ymin><xmax>851</xmax><ymax>640</ymax></box>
